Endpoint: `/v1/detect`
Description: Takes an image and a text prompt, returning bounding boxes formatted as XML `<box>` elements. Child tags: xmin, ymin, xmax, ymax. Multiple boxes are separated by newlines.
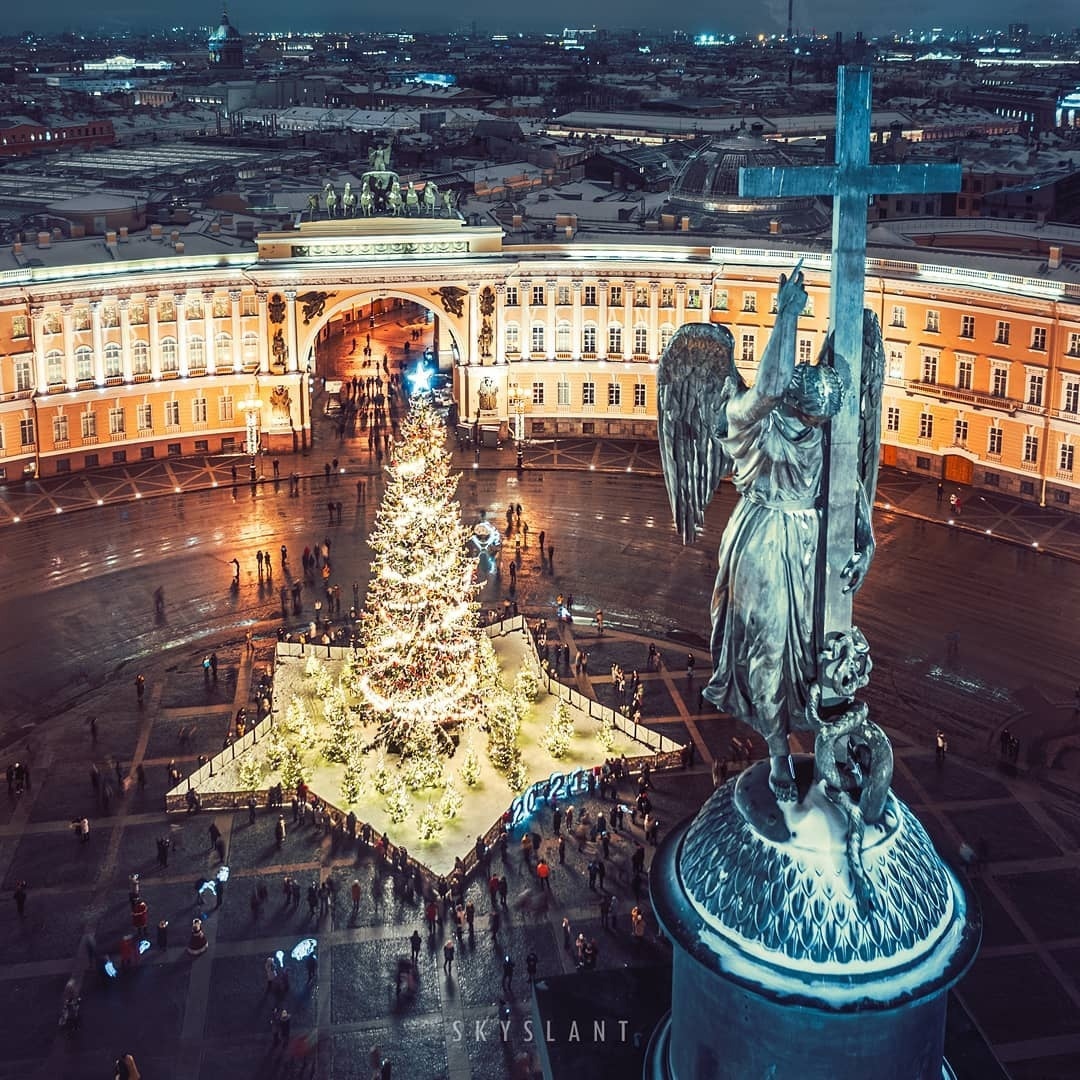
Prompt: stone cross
<box><xmin>739</xmin><ymin>65</ymin><xmax>960</xmax><ymax>691</ymax></box>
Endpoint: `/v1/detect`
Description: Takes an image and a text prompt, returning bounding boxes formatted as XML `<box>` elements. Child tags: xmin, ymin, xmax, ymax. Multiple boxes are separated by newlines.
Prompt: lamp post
<box><xmin>239</xmin><ymin>393</ymin><xmax>262</xmax><ymax>484</ymax></box>
<box><xmin>508</xmin><ymin>386</ymin><xmax>526</xmax><ymax>472</ymax></box>
<box><xmin>298</xmin><ymin>363</ymin><xmax>312</xmax><ymax>452</ymax></box>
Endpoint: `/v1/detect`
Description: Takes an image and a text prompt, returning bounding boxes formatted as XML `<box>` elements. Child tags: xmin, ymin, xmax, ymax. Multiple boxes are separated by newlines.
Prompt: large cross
<box><xmin>739</xmin><ymin>65</ymin><xmax>961</xmax><ymax>696</ymax></box>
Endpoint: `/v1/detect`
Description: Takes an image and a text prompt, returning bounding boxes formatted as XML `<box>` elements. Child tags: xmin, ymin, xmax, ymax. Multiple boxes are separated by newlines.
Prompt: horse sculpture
<box><xmin>442</xmin><ymin>189</ymin><xmax>456</xmax><ymax>217</ymax></box>
<box><xmin>423</xmin><ymin>182</ymin><xmax>439</xmax><ymax>217</ymax></box>
<box><xmin>405</xmin><ymin>184</ymin><xmax>420</xmax><ymax>217</ymax></box>
<box><xmin>386</xmin><ymin>185</ymin><xmax>403</xmax><ymax>217</ymax></box>
<box><xmin>323</xmin><ymin>184</ymin><xmax>338</xmax><ymax>219</ymax></box>
<box><xmin>359</xmin><ymin>187</ymin><xmax>373</xmax><ymax>217</ymax></box>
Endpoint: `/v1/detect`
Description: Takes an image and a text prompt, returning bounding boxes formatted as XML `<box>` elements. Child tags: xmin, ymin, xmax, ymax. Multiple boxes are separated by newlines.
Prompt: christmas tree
<box><xmin>350</xmin><ymin>401</ymin><xmax>485</xmax><ymax>781</ymax></box>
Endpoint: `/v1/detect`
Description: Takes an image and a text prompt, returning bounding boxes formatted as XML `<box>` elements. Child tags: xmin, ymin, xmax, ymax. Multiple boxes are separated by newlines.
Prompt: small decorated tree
<box><xmin>322</xmin><ymin>685</ymin><xmax>352</xmax><ymax>763</ymax></box>
<box><xmin>340</xmin><ymin>736</ymin><xmax>366</xmax><ymax>804</ymax></box>
<box><xmin>416</xmin><ymin>805</ymin><xmax>444</xmax><ymax>841</ymax></box>
<box><xmin>439</xmin><ymin>775</ymin><xmax>463</xmax><ymax>820</ymax></box>
<box><xmin>237</xmin><ymin>755</ymin><xmax>264</xmax><ymax>793</ymax></box>
<box><xmin>385</xmin><ymin>776</ymin><xmax>413</xmax><ymax>824</ymax></box>
<box><xmin>543</xmin><ymin>701</ymin><xmax>574</xmax><ymax>758</ymax></box>
<box><xmin>371</xmin><ymin>752</ymin><xmax>393</xmax><ymax>795</ymax></box>
<box><xmin>487</xmin><ymin>698</ymin><xmax>522</xmax><ymax>777</ymax></box>
<box><xmin>596</xmin><ymin>716</ymin><xmax>618</xmax><ymax>753</ymax></box>
<box><xmin>460</xmin><ymin>742</ymin><xmax>481</xmax><ymax>787</ymax></box>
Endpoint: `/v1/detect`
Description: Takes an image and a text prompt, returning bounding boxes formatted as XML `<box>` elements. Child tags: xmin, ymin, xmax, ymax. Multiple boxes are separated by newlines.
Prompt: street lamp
<box><xmin>508</xmin><ymin>385</ymin><xmax>527</xmax><ymax>471</ymax></box>
<box><xmin>239</xmin><ymin>393</ymin><xmax>262</xmax><ymax>483</ymax></box>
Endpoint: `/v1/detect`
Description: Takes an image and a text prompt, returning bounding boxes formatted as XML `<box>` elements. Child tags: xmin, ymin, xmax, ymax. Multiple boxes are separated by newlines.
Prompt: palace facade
<box><xmin>1</xmin><ymin>215</ymin><xmax>1079</xmax><ymax>510</ymax></box>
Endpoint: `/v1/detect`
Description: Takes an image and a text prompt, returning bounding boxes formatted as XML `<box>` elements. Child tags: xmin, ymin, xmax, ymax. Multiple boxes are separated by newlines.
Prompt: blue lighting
<box><xmin>407</xmin><ymin>363</ymin><xmax>434</xmax><ymax>395</ymax></box>
<box><xmin>290</xmin><ymin>937</ymin><xmax>318</xmax><ymax>961</ymax></box>
<box><xmin>138</xmin><ymin>939</ymin><xmax>151</xmax><ymax>955</ymax></box>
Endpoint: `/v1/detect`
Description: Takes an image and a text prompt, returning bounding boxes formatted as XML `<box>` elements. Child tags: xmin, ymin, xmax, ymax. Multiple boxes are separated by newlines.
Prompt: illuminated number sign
<box><xmin>507</xmin><ymin>769</ymin><xmax>591</xmax><ymax>828</ymax></box>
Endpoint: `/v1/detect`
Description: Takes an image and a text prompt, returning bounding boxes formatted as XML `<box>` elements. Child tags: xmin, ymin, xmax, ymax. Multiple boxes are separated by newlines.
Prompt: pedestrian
<box><xmin>278</xmin><ymin>1008</ymin><xmax>291</xmax><ymax>1046</ymax></box>
<box><xmin>443</xmin><ymin>939</ymin><xmax>455</xmax><ymax>975</ymax></box>
<box><xmin>275</xmin><ymin>815</ymin><xmax>286</xmax><ymax>849</ymax></box>
<box><xmin>135</xmin><ymin>674</ymin><xmax>145</xmax><ymax>703</ymax></box>
<box><xmin>79</xmin><ymin>816</ymin><xmax>90</xmax><ymax>842</ymax></box>
<box><xmin>538</xmin><ymin>530</ymin><xmax>545</xmax><ymax>553</ymax></box>
<box><xmin>935</xmin><ymin>729</ymin><xmax>948</xmax><ymax>763</ymax></box>
<box><xmin>498</xmin><ymin>875</ymin><xmax>508</xmax><ymax>907</ymax></box>
<box><xmin>558</xmin><ymin>835</ymin><xmax>566</xmax><ymax>864</ymax></box>
<box><xmin>537</xmin><ymin>858</ymin><xmax>551</xmax><ymax>890</ymax></box>
<box><xmin>13</xmin><ymin>880</ymin><xmax>27</xmax><ymax>916</ymax></box>
<box><xmin>526</xmin><ymin>950</ymin><xmax>538</xmax><ymax>982</ymax></box>
<box><xmin>489</xmin><ymin>908</ymin><xmax>501</xmax><ymax>938</ymax></box>
<box><xmin>410</xmin><ymin>929</ymin><xmax>422</xmax><ymax>963</ymax></box>
<box><xmin>502</xmin><ymin>954</ymin><xmax>515</xmax><ymax>990</ymax></box>
<box><xmin>936</xmin><ymin>480</ymin><xmax>944</xmax><ymax>505</ymax></box>
<box><xmin>306</xmin><ymin>953</ymin><xmax>318</xmax><ymax>984</ymax></box>
<box><xmin>157</xmin><ymin>919</ymin><xmax>169</xmax><ymax>951</ymax></box>
<box><xmin>352</xmin><ymin>878</ymin><xmax>362</xmax><ymax>916</ymax></box>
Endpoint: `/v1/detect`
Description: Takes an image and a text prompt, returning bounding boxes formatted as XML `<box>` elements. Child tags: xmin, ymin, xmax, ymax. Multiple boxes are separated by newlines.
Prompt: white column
<box><xmin>175</xmin><ymin>294</ymin><xmax>189</xmax><ymax>376</ymax></box>
<box><xmin>699</xmin><ymin>283</ymin><xmax>712</xmax><ymax>324</ymax></box>
<box><xmin>61</xmin><ymin>304</ymin><xmax>76</xmax><ymax>388</ymax></box>
<box><xmin>31</xmin><ymin>306</ymin><xmax>47</xmax><ymax>393</ymax></box>
<box><xmin>119</xmin><ymin>299</ymin><xmax>133</xmax><ymax>380</ymax></box>
<box><xmin>546</xmin><ymin>279</ymin><xmax>557</xmax><ymax>360</ymax></box>
<box><xmin>229</xmin><ymin>290</ymin><xmax>243</xmax><ymax>373</ymax></box>
<box><xmin>90</xmin><ymin>301</ymin><xmax>105</xmax><ymax>385</ymax></box>
<box><xmin>203</xmin><ymin>291</ymin><xmax>216</xmax><ymax>374</ymax></box>
<box><xmin>468</xmin><ymin>282</ymin><xmax>481</xmax><ymax>366</ymax></box>
<box><xmin>597</xmin><ymin>280</ymin><xmax>609</xmax><ymax>359</ymax></box>
<box><xmin>257</xmin><ymin>291</ymin><xmax>270</xmax><ymax>373</ymax></box>
<box><xmin>519</xmin><ymin>279</ymin><xmax>532</xmax><ymax>360</ymax></box>
<box><xmin>649</xmin><ymin>281</ymin><xmax>660</xmax><ymax>358</ymax></box>
<box><xmin>148</xmin><ymin>297</ymin><xmax>161</xmax><ymax>379</ymax></box>
<box><xmin>284</xmin><ymin>289</ymin><xmax>299</xmax><ymax>372</ymax></box>
<box><xmin>494</xmin><ymin>285</ymin><xmax>506</xmax><ymax>363</ymax></box>
<box><xmin>571</xmin><ymin>279</ymin><xmax>583</xmax><ymax>360</ymax></box>
<box><xmin>622</xmin><ymin>280</ymin><xmax>634</xmax><ymax>360</ymax></box>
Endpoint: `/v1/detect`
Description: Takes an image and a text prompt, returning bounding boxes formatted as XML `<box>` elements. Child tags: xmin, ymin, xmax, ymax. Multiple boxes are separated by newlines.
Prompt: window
<box><xmin>557</xmin><ymin>380</ymin><xmax>570</xmax><ymax>406</ymax></box>
<box><xmin>995</xmin><ymin>320</ymin><xmax>1010</xmax><ymax>345</ymax></box>
<box><xmin>742</xmin><ymin>292</ymin><xmax>757</xmax><ymax>313</ymax></box>
<box><xmin>921</xmin><ymin>354</ymin><xmax>938</xmax><ymax>383</ymax></box>
<box><xmin>1054</xmin><ymin>489</ymin><xmax>1071</xmax><ymax>505</ymax></box>
<box><xmin>660</xmin><ymin>287</ymin><xmax>674</xmax><ymax>308</ymax></box>
<box><xmin>505</xmin><ymin>286</ymin><xmax>518</xmax><ymax>307</ymax></box>
<box><xmin>192</xmin><ymin>398</ymin><xmax>207</xmax><ymax>424</ymax></box>
<box><xmin>129</xmin><ymin>302</ymin><xmax>146</xmax><ymax>325</ymax></box>
<box><xmin>160</xmin><ymin>337</ymin><xmax>178</xmax><ymax>372</ymax></box>
<box><xmin>634</xmin><ymin>326</ymin><xmax>648</xmax><ymax>355</ymax></box>
<box><xmin>52</xmin><ymin>414</ymin><xmax>69</xmax><ymax>443</ymax></box>
<box><xmin>957</xmin><ymin>359</ymin><xmax>973</xmax><ymax>390</ymax></box>
<box><xmin>740</xmin><ymin>334</ymin><xmax>755</xmax><ymax>363</ymax></box>
<box><xmin>609</xmin><ymin>286</ymin><xmax>622</xmax><ymax>306</ymax></box>
<box><xmin>582</xmin><ymin>325</ymin><xmax>597</xmax><ymax>354</ymax></box>
<box><xmin>1023</xmin><ymin>433</ymin><xmax>1039</xmax><ymax>463</ymax></box>
<box><xmin>213</xmin><ymin>295</ymin><xmax>229</xmax><ymax>318</ymax></box>
<box><xmin>712</xmin><ymin>289</ymin><xmax>728</xmax><ymax>311</ymax></box>
<box><xmin>137</xmin><ymin>404</ymin><xmax>152</xmax><ymax>431</ymax></box>
<box><xmin>886</xmin><ymin>406</ymin><xmax>900</xmax><ymax>431</ymax></box>
<box><xmin>687</xmin><ymin>288</ymin><xmax>701</xmax><ymax>310</ymax></box>
<box><xmin>607</xmin><ymin>382</ymin><xmax>621</xmax><ymax>407</ymax></box>
<box><xmin>140</xmin><ymin>446</ymin><xmax>155</xmax><ymax>461</ymax></box>
<box><xmin>608</xmin><ymin>325</ymin><xmax>622</xmax><ymax>354</ymax></box>
<box><xmin>960</xmin><ymin>315</ymin><xmax>975</xmax><ymax>338</ymax></box>
<box><xmin>802</xmin><ymin>295</ymin><xmax>815</xmax><ymax>318</ymax></box>
<box><xmin>84</xmin><ymin>453</ymin><xmax>99</xmax><ymax>468</ymax></box>
<box><xmin>660</xmin><ymin>326</ymin><xmax>674</xmax><ymax>353</ymax></box>
<box><xmin>132</xmin><ymin>340</ymin><xmax>150</xmax><ymax>374</ymax></box>
<box><xmin>634</xmin><ymin>382</ymin><xmax>647</xmax><ymax>407</ymax></box>
<box><xmin>1061</xmin><ymin>443</ymin><xmax>1075</xmax><ymax>472</ymax></box>
<box><xmin>215</xmin><ymin>333</ymin><xmax>232</xmax><ymax>369</ymax></box>
<box><xmin>15</xmin><ymin>358</ymin><xmax>32</xmax><ymax>391</ymax></box>
<box><xmin>165</xmin><ymin>400</ymin><xmax>179</xmax><ymax>427</ymax></box>
<box><xmin>798</xmin><ymin>339</ymin><xmax>813</xmax><ymax>364</ymax></box>
<box><xmin>925</xmin><ymin>310</ymin><xmax>939</xmax><ymax>332</ymax></box>
<box><xmin>219</xmin><ymin>395</ymin><xmax>234</xmax><ymax>422</ymax></box>
<box><xmin>583</xmin><ymin>285</ymin><xmax>596</xmax><ymax>306</ymax></box>
<box><xmin>954</xmin><ymin>419</ymin><xmax>968</xmax><ymax>444</ymax></box>
<box><xmin>531</xmin><ymin>285</ymin><xmax>545</xmax><ymax>307</ymax></box>
<box><xmin>168</xmin><ymin>443</ymin><xmax>181</xmax><ymax>456</ymax></box>
<box><xmin>556</xmin><ymin>321</ymin><xmax>572</xmax><ymax>353</ymax></box>
<box><xmin>531</xmin><ymin>381</ymin><xmax>544</xmax><ymax>406</ymax></box>
<box><xmin>19</xmin><ymin>417</ymin><xmax>34</xmax><ymax>446</ymax></box>
<box><xmin>991</xmin><ymin>367</ymin><xmax>1008</xmax><ymax>397</ymax></box>
<box><xmin>984</xmin><ymin>472</ymin><xmax>1000</xmax><ymax>486</ymax></box>
<box><xmin>55</xmin><ymin>459</ymin><xmax>69</xmax><ymax>472</ymax></box>
<box><xmin>556</xmin><ymin>285</ymin><xmax>571</xmax><ymax>306</ymax></box>
<box><xmin>891</xmin><ymin>306</ymin><xmax>906</xmax><ymax>328</ymax></box>
<box><xmin>241</xmin><ymin>294</ymin><xmax>257</xmax><ymax>316</ymax></box>
<box><xmin>242</xmin><ymin>332</ymin><xmax>259</xmax><ymax>365</ymax></box>
<box><xmin>112</xmin><ymin>450</ymin><xmax>127</xmax><ymax>465</ymax></box>
<box><xmin>186</xmin><ymin>297</ymin><xmax>202</xmax><ymax>319</ymax></box>
<box><xmin>194</xmin><ymin>440</ymin><xmax>208</xmax><ymax>453</ymax></box>
<box><xmin>188</xmin><ymin>336</ymin><xmax>205</xmax><ymax>370</ymax></box>
<box><xmin>44</xmin><ymin>311</ymin><xmax>62</xmax><ymax>335</ymax></box>
<box><xmin>1065</xmin><ymin>381</ymin><xmax>1080</xmax><ymax>413</ymax></box>
<box><xmin>1031</xmin><ymin>327</ymin><xmax>1047</xmax><ymax>351</ymax></box>
<box><xmin>81</xmin><ymin>411</ymin><xmax>97</xmax><ymax>439</ymax></box>
<box><xmin>73</xmin><ymin>307</ymin><xmax>90</xmax><ymax>331</ymax></box>
<box><xmin>104</xmin><ymin>342</ymin><xmax>122</xmax><ymax>378</ymax></box>
<box><xmin>505</xmin><ymin>324</ymin><xmax>519</xmax><ymax>352</ymax></box>
<box><xmin>75</xmin><ymin>345</ymin><xmax>94</xmax><ymax>382</ymax></box>
<box><xmin>1027</xmin><ymin>372</ymin><xmax>1044</xmax><ymax>406</ymax></box>
<box><xmin>530</xmin><ymin>324</ymin><xmax>545</xmax><ymax>353</ymax></box>
<box><xmin>634</xmin><ymin>286</ymin><xmax>649</xmax><ymax>307</ymax></box>
<box><xmin>1020</xmin><ymin>480</ymin><xmax>1035</xmax><ymax>496</ymax></box>
<box><xmin>988</xmin><ymin>427</ymin><xmax>1003</xmax><ymax>455</ymax></box>
<box><xmin>916</xmin><ymin>455</ymin><xmax>932</xmax><ymax>470</ymax></box>
<box><xmin>887</xmin><ymin>348</ymin><xmax>905</xmax><ymax>380</ymax></box>
<box><xmin>101</xmin><ymin>305</ymin><xmax>118</xmax><ymax>328</ymax></box>
<box><xmin>582</xmin><ymin>381</ymin><xmax>596</xmax><ymax>406</ymax></box>
<box><xmin>919</xmin><ymin>411</ymin><xmax>933</xmax><ymax>438</ymax></box>
<box><xmin>108</xmin><ymin>407</ymin><xmax>125</xmax><ymax>435</ymax></box>
<box><xmin>11</xmin><ymin>315</ymin><xmax>27</xmax><ymax>337</ymax></box>
<box><xmin>1069</xmin><ymin>332</ymin><xmax>1080</xmax><ymax>356</ymax></box>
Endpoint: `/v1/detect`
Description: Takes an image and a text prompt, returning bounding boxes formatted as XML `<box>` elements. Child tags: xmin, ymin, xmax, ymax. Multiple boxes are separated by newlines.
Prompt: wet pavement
<box><xmin>0</xmin><ymin>403</ymin><xmax>1079</xmax><ymax>1078</ymax></box>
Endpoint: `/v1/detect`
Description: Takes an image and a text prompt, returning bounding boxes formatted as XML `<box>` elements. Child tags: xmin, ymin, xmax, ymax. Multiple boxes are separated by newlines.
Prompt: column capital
<box><xmin>571</xmin><ymin>279</ymin><xmax>583</xmax><ymax>290</ymax></box>
<box><xmin>29</xmin><ymin>304</ymin><xmax>45</xmax><ymax>319</ymax></box>
<box><xmin>256</xmin><ymin>290</ymin><xmax>268</xmax><ymax>304</ymax></box>
<box><xmin>228</xmin><ymin>289</ymin><xmax>242</xmax><ymax>303</ymax></box>
<box><xmin>284</xmin><ymin>288</ymin><xmax>297</xmax><ymax>301</ymax></box>
<box><xmin>147</xmin><ymin>294</ymin><xmax>158</xmax><ymax>309</ymax></box>
<box><xmin>623</xmin><ymin>279</ymin><xmax>635</xmax><ymax>290</ymax></box>
<box><xmin>518</xmin><ymin>279</ymin><xmax>531</xmax><ymax>289</ymax></box>
<box><xmin>494</xmin><ymin>284</ymin><xmax>506</xmax><ymax>296</ymax></box>
<box><xmin>676</xmin><ymin>282</ymin><xmax>687</xmax><ymax>293</ymax></box>
<box><xmin>118</xmin><ymin>297</ymin><xmax>130</xmax><ymax>310</ymax></box>
<box><xmin>545</xmin><ymin>278</ymin><xmax>558</xmax><ymax>289</ymax></box>
<box><xmin>650</xmin><ymin>281</ymin><xmax>661</xmax><ymax>292</ymax></box>
<box><xmin>597</xmin><ymin>279</ymin><xmax>609</xmax><ymax>289</ymax></box>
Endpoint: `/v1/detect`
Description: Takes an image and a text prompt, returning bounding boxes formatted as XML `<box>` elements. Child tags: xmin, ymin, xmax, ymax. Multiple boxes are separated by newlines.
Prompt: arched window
<box><xmin>188</xmin><ymin>335</ymin><xmax>205</xmax><ymax>370</ymax></box>
<box><xmin>75</xmin><ymin>344</ymin><xmax>94</xmax><ymax>382</ymax></box>
<box><xmin>633</xmin><ymin>325</ymin><xmax>648</xmax><ymax>355</ymax></box>
<box><xmin>608</xmin><ymin>325</ymin><xmax>622</xmax><ymax>355</ymax></box>
<box><xmin>660</xmin><ymin>325</ymin><xmax>675</xmax><ymax>354</ymax></box>
<box><xmin>104</xmin><ymin>342</ymin><xmax>122</xmax><ymax>377</ymax></box>
<box><xmin>531</xmin><ymin>323</ymin><xmax>545</xmax><ymax>354</ymax></box>
<box><xmin>160</xmin><ymin>336</ymin><xmax>178</xmax><ymax>372</ymax></box>
<box><xmin>242</xmin><ymin>331</ymin><xmax>259</xmax><ymax>366</ymax></box>
<box><xmin>132</xmin><ymin>339</ymin><xmax>150</xmax><ymax>374</ymax></box>
<box><xmin>215</xmin><ymin>332</ymin><xmax>232</xmax><ymax>369</ymax></box>
<box><xmin>505</xmin><ymin>323</ymin><xmax>520</xmax><ymax>353</ymax></box>
<box><xmin>556</xmin><ymin>320</ymin><xmax>572</xmax><ymax>354</ymax></box>
<box><xmin>45</xmin><ymin>349</ymin><xmax>65</xmax><ymax>386</ymax></box>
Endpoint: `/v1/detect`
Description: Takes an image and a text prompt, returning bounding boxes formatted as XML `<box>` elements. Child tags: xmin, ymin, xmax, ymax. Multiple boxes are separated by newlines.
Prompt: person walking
<box><xmin>351</xmin><ymin>879</ymin><xmax>362</xmax><ymax>917</ymax></box>
<box><xmin>502</xmin><ymin>954</ymin><xmax>515</xmax><ymax>991</ymax></box>
<box><xmin>410</xmin><ymin>929</ymin><xmax>422</xmax><ymax>964</ymax></box>
<box><xmin>443</xmin><ymin>939</ymin><xmax>455</xmax><ymax>976</ymax></box>
<box><xmin>135</xmin><ymin>674</ymin><xmax>145</xmax><ymax>704</ymax></box>
<box><xmin>13</xmin><ymin>880</ymin><xmax>27</xmax><ymax>916</ymax></box>
<box><xmin>275</xmin><ymin>815</ymin><xmax>286</xmax><ymax>849</ymax></box>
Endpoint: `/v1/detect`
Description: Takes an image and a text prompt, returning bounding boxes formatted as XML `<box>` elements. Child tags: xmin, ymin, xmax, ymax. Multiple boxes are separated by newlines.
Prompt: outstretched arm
<box><xmin>731</xmin><ymin>268</ymin><xmax>807</xmax><ymax>424</ymax></box>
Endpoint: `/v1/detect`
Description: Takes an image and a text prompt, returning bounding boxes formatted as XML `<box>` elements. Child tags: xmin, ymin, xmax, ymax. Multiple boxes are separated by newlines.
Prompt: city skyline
<box><xmin>6</xmin><ymin>1</ymin><xmax>1079</xmax><ymax>38</ymax></box>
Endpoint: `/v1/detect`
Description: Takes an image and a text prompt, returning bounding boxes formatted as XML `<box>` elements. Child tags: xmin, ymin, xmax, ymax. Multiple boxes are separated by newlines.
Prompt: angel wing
<box><xmin>657</xmin><ymin>323</ymin><xmax>743</xmax><ymax>544</ymax></box>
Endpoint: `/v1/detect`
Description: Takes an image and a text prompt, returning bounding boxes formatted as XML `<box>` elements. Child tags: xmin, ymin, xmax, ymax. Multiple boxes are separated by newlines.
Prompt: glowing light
<box><xmin>97</xmin><ymin>499</ymin><xmax>104</xmax><ymax>505</ymax></box>
<box><xmin>134</xmin><ymin>493</ymin><xmax>142</xmax><ymax>499</ymax></box>
<box><xmin>1032</xmin><ymin>542</ymin><xmax>1039</xmax><ymax>548</ymax></box>
<box><xmin>138</xmin><ymin>938</ymin><xmax>151</xmax><ymax>954</ymax></box>
<box><xmin>56</xmin><ymin>507</ymin><xmax>63</xmax><ymax>514</ymax></box>
<box><xmin>985</xmin><ymin>529</ymin><xmax>992</xmax><ymax>535</ymax></box>
<box><xmin>290</xmin><ymin>937</ymin><xmax>318</xmax><ymax>961</ymax></box>
<box><xmin>175</xmin><ymin>486</ymin><xmax>182</xmax><ymax>493</ymax></box>
<box><xmin>12</xmin><ymin>516</ymin><xmax>20</xmax><ymax>523</ymax></box>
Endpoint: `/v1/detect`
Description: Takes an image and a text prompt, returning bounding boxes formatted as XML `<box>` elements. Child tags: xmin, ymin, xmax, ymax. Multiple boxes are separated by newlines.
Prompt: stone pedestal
<box><xmin>646</xmin><ymin>760</ymin><xmax>980</xmax><ymax>1080</ymax></box>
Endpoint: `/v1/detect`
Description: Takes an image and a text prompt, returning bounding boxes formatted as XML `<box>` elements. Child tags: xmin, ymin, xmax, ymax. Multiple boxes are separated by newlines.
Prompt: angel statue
<box><xmin>658</xmin><ymin>267</ymin><xmax>879</xmax><ymax>806</ymax></box>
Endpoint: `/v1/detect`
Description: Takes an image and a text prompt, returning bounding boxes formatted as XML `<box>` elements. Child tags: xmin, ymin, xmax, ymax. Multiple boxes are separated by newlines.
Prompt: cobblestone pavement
<box><xmin>1</xmin><ymin>407</ymin><xmax>1080</xmax><ymax>1078</ymax></box>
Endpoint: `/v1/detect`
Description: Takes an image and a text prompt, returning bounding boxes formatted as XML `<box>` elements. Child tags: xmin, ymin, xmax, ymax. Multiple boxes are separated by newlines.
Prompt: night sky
<box><xmin>12</xmin><ymin>0</ymin><xmax>1080</xmax><ymax>37</ymax></box>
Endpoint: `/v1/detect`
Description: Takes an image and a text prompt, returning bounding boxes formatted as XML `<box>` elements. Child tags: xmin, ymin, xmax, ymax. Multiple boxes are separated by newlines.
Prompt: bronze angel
<box><xmin>658</xmin><ymin>267</ymin><xmax>883</xmax><ymax>804</ymax></box>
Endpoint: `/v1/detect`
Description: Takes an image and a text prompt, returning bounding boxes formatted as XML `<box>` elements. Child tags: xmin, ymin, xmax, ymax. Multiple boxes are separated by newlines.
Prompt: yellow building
<box><xmin>1</xmin><ymin>216</ymin><xmax>1078</xmax><ymax>511</ymax></box>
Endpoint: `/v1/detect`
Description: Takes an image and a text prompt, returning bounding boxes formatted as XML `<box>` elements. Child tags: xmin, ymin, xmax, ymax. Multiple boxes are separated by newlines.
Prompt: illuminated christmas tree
<box><xmin>351</xmin><ymin>401</ymin><xmax>485</xmax><ymax>783</ymax></box>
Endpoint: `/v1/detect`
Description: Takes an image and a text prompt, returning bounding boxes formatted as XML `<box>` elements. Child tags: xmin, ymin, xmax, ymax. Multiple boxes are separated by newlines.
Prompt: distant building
<box><xmin>208</xmin><ymin>8</ymin><xmax>244</xmax><ymax>73</ymax></box>
<box><xmin>0</xmin><ymin>116</ymin><xmax>116</xmax><ymax>158</ymax></box>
